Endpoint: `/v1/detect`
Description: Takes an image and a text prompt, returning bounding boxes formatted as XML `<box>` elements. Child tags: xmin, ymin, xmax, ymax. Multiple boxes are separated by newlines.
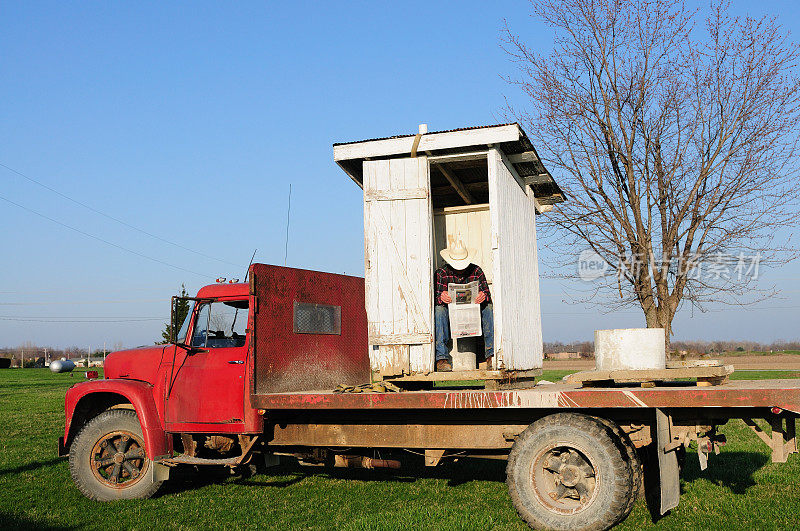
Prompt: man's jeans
<box><xmin>434</xmin><ymin>304</ymin><xmax>494</xmax><ymax>362</ymax></box>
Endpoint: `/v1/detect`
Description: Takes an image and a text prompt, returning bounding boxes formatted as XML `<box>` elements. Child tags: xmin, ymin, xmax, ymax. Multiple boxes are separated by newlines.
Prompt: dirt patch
<box><xmin>543</xmin><ymin>354</ymin><xmax>800</xmax><ymax>371</ymax></box>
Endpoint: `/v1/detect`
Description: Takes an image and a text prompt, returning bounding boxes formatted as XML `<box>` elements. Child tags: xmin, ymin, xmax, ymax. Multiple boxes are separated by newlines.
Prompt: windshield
<box><xmin>191</xmin><ymin>300</ymin><xmax>249</xmax><ymax>348</ymax></box>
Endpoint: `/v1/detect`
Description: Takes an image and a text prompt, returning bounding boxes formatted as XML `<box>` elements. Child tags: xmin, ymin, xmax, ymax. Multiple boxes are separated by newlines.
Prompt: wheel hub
<box><xmin>90</xmin><ymin>430</ymin><xmax>148</xmax><ymax>488</ymax></box>
<box><xmin>533</xmin><ymin>446</ymin><xmax>597</xmax><ymax>514</ymax></box>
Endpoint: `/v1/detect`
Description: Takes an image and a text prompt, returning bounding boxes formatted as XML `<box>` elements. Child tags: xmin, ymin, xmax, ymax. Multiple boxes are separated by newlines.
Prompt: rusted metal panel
<box><xmin>267</xmin><ymin>422</ymin><xmax>528</xmax><ymax>449</ymax></box>
<box><xmin>251</xmin><ymin>379</ymin><xmax>800</xmax><ymax>413</ymax></box>
<box><xmin>249</xmin><ymin>264</ymin><xmax>369</xmax><ymax>394</ymax></box>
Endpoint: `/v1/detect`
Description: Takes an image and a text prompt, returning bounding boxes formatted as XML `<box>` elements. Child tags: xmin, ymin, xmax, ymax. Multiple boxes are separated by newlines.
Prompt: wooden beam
<box><xmin>333</xmin><ymin>124</ymin><xmax>520</xmax><ymax>161</ymax></box>
<box><xmin>365</xmin><ymin>188</ymin><xmax>429</xmax><ymax>201</ymax></box>
<box><xmin>369</xmin><ymin>333</ymin><xmax>433</xmax><ymax>345</ymax></box>
<box><xmin>434</xmin><ymin>163</ymin><xmax>475</xmax><ymax>204</ymax></box>
<box><xmin>507</xmin><ymin>151</ymin><xmax>539</xmax><ymax>164</ymax></box>
<box><xmin>523</xmin><ymin>174</ymin><xmax>551</xmax><ymax>186</ymax></box>
<box><xmin>431</xmin><ymin>181</ymin><xmax>488</xmax><ymax>196</ymax></box>
<box><xmin>533</xmin><ymin>197</ymin><xmax>553</xmax><ymax>214</ymax></box>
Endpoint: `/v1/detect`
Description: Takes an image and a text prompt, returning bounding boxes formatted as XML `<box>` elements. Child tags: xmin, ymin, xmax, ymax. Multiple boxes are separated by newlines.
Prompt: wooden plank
<box><xmin>427</xmin><ymin>151</ymin><xmax>489</xmax><ymax>164</ymax></box>
<box><xmin>369</xmin><ymin>333</ymin><xmax>433</xmax><ymax>345</ymax></box>
<box><xmin>743</xmin><ymin>418</ymin><xmax>773</xmax><ymax>446</ymax></box>
<box><xmin>666</xmin><ymin>360</ymin><xmax>722</xmax><ymax>368</ymax></box>
<box><xmin>383</xmin><ymin>368</ymin><xmax>542</xmax><ymax>382</ymax></box>
<box><xmin>333</xmin><ymin>124</ymin><xmax>520</xmax><ymax>161</ymax></box>
<box><xmin>771</xmin><ymin>416</ymin><xmax>788</xmax><ymax>463</ymax></box>
<box><xmin>434</xmin><ymin>163</ymin><xmax>475</xmax><ymax>204</ymax></box>
<box><xmin>507</xmin><ymin>151</ymin><xmax>539</xmax><ymax>164</ymax></box>
<box><xmin>365</xmin><ymin>188</ymin><xmax>429</xmax><ymax>201</ymax></box>
<box><xmin>487</xmin><ymin>150</ymin><xmax>503</xmax><ymax>368</ymax></box>
<box><xmin>787</xmin><ymin>417</ymin><xmax>797</xmax><ymax>454</ymax></box>
<box><xmin>523</xmin><ymin>174</ymin><xmax>551</xmax><ymax>186</ymax></box>
<box><xmin>532</xmin><ymin>197</ymin><xmax>553</xmax><ymax>214</ymax></box>
<box><xmin>389</xmin><ymin>159</ymin><xmax>408</xmax><ymax>346</ymax></box>
<box><xmin>433</xmin><ymin>203</ymin><xmax>490</xmax><ymax>215</ymax></box>
<box><xmin>564</xmin><ymin>365</ymin><xmax>734</xmax><ymax>385</ymax></box>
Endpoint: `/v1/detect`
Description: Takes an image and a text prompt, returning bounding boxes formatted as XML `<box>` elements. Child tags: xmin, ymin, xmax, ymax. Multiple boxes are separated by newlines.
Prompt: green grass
<box><xmin>2</xmin><ymin>369</ymin><xmax>800</xmax><ymax>529</ymax></box>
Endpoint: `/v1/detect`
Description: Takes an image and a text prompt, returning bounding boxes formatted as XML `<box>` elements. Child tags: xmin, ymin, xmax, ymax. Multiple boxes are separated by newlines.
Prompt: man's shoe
<box><xmin>478</xmin><ymin>356</ymin><xmax>493</xmax><ymax>370</ymax></box>
<box><xmin>435</xmin><ymin>359</ymin><xmax>453</xmax><ymax>372</ymax></box>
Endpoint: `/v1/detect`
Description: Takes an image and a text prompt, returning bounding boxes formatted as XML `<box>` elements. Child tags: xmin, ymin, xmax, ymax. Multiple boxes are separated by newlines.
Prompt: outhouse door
<box><xmin>487</xmin><ymin>148</ymin><xmax>544</xmax><ymax>370</ymax></box>
<box><xmin>363</xmin><ymin>157</ymin><xmax>434</xmax><ymax>376</ymax></box>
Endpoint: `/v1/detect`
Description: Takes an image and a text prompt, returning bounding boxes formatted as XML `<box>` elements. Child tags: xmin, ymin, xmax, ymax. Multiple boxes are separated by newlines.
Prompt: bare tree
<box><xmin>504</xmin><ymin>0</ymin><xmax>800</xmax><ymax>342</ymax></box>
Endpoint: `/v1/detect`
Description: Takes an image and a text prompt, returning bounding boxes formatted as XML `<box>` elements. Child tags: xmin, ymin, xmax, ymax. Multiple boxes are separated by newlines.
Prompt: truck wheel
<box><xmin>69</xmin><ymin>409</ymin><xmax>163</xmax><ymax>501</ymax></box>
<box><xmin>595</xmin><ymin>417</ymin><xmax>643</xmax><ymax>518</ymax></box>
<box><xmin>506</xmin><ymin>413</ymin><xmax>634</xmax><ymax>530</ymax></box>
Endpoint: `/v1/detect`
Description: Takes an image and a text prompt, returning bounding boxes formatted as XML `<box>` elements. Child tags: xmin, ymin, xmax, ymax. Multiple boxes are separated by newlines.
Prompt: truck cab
<box><xmin>60</xmin><ymin>264</ymin><xmax>368</xmax><ymax>501</ymax></box>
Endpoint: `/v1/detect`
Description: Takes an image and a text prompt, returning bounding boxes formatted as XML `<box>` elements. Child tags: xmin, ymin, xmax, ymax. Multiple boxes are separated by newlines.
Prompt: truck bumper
<box><xmin>58</xmin><ymin>436</ymin><xmax>68</xmax><ymax>457</ymax></box>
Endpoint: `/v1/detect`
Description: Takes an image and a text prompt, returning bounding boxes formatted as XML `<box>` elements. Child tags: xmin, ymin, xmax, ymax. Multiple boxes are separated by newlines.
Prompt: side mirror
<box><xmin>170</xmin><ymin>296</ymin><xmax>181</xmax><ymax>345</ymax></box>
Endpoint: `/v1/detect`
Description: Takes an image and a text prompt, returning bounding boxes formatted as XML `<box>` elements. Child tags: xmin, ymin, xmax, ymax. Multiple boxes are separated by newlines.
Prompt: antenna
<box><xmin>284</xmin><ymin>183</ymin><xmax>292</xmax><ymax>265</ymax></box>
<box><xmin>244</xmin><ymin>249</ymin><xmax>257</xmax><ymax>282</ymax></box>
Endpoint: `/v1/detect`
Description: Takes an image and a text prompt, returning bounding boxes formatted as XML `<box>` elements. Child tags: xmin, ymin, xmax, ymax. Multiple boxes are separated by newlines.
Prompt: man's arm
<box><xmin>434</xmin><ymin>267</ymin><xmax>448</xmax><ymax>305</ymax></box>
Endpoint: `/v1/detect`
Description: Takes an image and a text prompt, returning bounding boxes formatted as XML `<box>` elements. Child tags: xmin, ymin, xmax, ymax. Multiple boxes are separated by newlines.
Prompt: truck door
<box><xmin>165</xmin><ymin>299</ymin><xmax>248</xmax><ymax>431</ymax></box>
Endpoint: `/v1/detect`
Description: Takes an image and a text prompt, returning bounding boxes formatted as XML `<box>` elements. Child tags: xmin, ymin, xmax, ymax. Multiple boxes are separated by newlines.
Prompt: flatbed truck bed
<box><xmin>253</xmin><ymin>378</ymin><xmax>800</xmax><ymax>412</ymax></box>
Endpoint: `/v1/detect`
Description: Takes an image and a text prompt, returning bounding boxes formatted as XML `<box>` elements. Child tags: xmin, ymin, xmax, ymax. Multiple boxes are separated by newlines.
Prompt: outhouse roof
<box><xmin>333</xmin><ymin>123</ymin><xmax>565</xmax><ymax>205</ymax></box>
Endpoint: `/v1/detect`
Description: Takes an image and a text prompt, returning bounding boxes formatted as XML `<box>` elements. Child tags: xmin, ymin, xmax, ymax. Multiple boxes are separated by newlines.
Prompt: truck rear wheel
<box><xmin>69</xmin><ymin>409</ymin><xmax>163</xmax><ymax>501</ymax></box>
<box><xmin>506</xmin><ymin>413</ymin><xmax>634</xmax><ymax>530</ymax></box>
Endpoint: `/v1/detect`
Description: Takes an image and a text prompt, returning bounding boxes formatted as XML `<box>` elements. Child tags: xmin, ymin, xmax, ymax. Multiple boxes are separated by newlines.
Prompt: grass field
<box><xmin>2</xmin><ymin>368</ymin><xmax>799</xmax><ymax>530</ymax></box>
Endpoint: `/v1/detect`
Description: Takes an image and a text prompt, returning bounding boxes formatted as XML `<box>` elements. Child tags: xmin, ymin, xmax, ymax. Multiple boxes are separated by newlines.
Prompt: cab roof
<box><xmin>196</xmin><ymin>282</ymin><xmax>249</xmax><ymax>299</ymax></box>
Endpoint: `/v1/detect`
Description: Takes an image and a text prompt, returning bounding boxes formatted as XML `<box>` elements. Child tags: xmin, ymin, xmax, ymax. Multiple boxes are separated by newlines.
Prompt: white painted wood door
<box><xmin>487</xmin><ymin>148</ymin><xmax>543</xmax><ymax>370</ymax></box>
<box><xmin>363</xmin><ymin>157</ymin><xmax>434</xmax><ymax>376</ymax></box>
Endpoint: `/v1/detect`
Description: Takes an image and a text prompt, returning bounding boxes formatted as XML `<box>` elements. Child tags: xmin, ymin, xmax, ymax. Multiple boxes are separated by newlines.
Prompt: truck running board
<box><xmin>165</xmin><ymin>454</ymin><xmax>243</xmax><ymax>466</ymax></box>
<box><xmin>163</xmin><ymin>435</ymin><xmax>261</xmax><ymax>467</ymax></box>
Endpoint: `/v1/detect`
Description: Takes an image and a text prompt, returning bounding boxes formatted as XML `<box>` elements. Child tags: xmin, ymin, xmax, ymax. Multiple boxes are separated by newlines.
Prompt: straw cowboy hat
<box><xmin>440</xmin><ymin>241</ymin><xmax>475</xmax><ymax>270</ymax></box>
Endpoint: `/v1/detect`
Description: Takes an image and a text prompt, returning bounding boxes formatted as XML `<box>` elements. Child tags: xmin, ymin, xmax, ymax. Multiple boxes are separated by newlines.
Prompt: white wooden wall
<box><xmin>363</xmin><ymin>157</ymin><xmax>434</xmax><ymax>376</ymax></box>
<box><xmin>487</xmin><ymin>149</ymin><xmax>543</xmax><ymax>370</ymax></box>
<box><xmin>433</xmin><ymin>204</ymin><xmax>494</xmax><ymax>287</ymax></box>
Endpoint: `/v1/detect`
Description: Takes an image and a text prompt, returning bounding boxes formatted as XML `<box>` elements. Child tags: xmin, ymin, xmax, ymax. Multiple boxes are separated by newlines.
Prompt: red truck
<box><xmin>61</xmin><ymin>263</ymin><xmax>800</xmax><ymax>530</ymax></box>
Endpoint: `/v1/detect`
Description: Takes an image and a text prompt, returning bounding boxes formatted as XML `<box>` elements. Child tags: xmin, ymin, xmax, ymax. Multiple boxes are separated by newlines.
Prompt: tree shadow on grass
<box><xmin>0</xmin><ymin>457</ymin><xmax>64</xmax><ymax>477</ymax></box>
<box><xmin>0</xmin><ymin>512</ymin><xmax>72</xmax><ymax>530</ymax></box>
<box><xmin>642</xmin><ymin>450</ymin><xmax>770</xmax><ymax>525</ymax></box>
<box><xmin>681</xmin><ymin>450</ymin><xmax>769</xmax><ymax>495</ymax></box>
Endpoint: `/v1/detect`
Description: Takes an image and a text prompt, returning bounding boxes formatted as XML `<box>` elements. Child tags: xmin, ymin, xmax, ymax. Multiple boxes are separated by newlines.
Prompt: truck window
<box><xmin>191</xmin><ymin>300</ymin><xmax>248</xmax><ymax>348</ymax></box>
<box><xmin>175</xmin><ymin>300</ymin><xmax>196</xmax><ymax>344</ymax></box>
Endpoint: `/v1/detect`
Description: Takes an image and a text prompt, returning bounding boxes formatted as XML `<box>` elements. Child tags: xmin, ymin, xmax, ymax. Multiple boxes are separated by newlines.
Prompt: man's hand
<box><xmin>440</xmin><ymin>292</ymin><xmax>452</xmax><ymax>304</ymax></box>
<box><xmin>475</xmin><ymin>291</ymin><xmax>487</xmax><ymax>304</ymax></box>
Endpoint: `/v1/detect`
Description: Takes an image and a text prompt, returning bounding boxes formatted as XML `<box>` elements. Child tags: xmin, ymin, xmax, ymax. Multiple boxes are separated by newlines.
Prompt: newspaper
<box><xmin>447</xmin><ymin>281</ymin><xmax>482</xmax><ymax>338</ymax></box>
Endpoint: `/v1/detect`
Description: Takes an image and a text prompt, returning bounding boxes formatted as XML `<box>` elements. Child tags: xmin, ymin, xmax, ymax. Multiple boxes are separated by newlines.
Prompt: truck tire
<box><xmin>68</xmin><ymin>409</ymin><xmax>163</xmax><ymax>501</ymax></box>
<box><xmin>595</xmin><ymin>417</ymin><xmax>643</xmax><ymax>518</ymax></box>
<box><xmin>506</xmin><ymin>413</ymin><xmax>634</xmax><ymax>530</ymax></box>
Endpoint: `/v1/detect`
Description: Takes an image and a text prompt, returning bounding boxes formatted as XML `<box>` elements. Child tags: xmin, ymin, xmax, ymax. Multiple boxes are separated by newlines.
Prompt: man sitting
<box><xmin>434</xmin><ymin>241</ymin><xmax>494</xmax><ymax>372</ymax></box>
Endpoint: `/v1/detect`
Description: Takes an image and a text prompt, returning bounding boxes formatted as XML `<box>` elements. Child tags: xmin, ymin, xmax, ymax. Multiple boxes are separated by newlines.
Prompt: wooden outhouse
<box><xmin>334</xmin><ymin>123</ymin><xmax>565</xmax><ymax>381</ymax></box>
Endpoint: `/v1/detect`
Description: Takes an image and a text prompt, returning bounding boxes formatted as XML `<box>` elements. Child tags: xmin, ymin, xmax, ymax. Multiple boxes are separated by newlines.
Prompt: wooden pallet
<box><xmin>564</xmin><ymin>362</ymin><xmax>733</xmax><ymax>388</ymax></box>
<box><xmin>382</xmin><ymin>369</ymin><xmax>542</xmax><ymax>390</ymax></box>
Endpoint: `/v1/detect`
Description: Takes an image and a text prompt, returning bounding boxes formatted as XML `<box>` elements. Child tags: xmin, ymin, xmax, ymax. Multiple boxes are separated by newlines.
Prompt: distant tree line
<box><xmin>0</xmin><ymin>342</ymin><xmax>123</xmax><ymax>368</ymax></box>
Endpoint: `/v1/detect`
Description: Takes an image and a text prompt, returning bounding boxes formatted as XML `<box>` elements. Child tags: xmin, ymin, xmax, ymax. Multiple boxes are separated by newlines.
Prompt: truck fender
<box><xmin>63</xmin><ymin>379</ymin><xmax>170</xmax><ymax>460</ymax></box>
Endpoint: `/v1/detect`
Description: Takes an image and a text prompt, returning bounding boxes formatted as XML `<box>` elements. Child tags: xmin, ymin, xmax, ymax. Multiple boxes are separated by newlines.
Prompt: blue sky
<box><xmin>2</xmin><ymin>1</ymin><xmax>799</xmax><ymax>349</ymax></box>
